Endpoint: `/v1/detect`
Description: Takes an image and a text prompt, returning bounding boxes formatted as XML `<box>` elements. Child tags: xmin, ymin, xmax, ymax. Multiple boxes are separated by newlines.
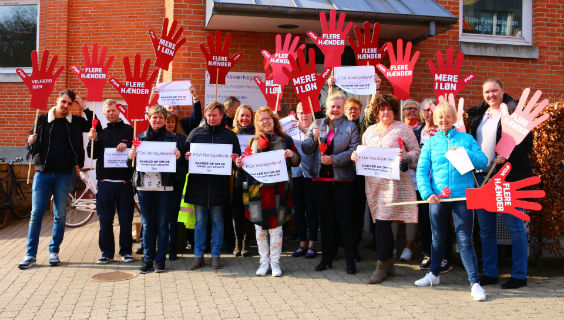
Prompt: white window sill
<box><xmin>460</xmin><ymin>42</ymin><xmax>538</xmax><ymax>59</ymax></box>
<box><xmin>0</xmin><ymin>67</ymin><xmax>31</xmax><ymax>83</ymax></box>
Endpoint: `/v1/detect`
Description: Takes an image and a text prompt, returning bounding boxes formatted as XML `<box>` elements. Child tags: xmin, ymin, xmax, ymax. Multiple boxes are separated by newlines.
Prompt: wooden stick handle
<box><xmin>480</xmin><ymin>165</ymin><xmax>496</xmax><ymax>187</ymax></box>
<box><xmin>386</xmin><ymin>197</ymin><xmax>466</xmax><ymax>207</ymax></box>
<box><xmin>215</xmin><ymin>68</ymin><xmax>219</xmax><ymax>101</ymax></box>
<box><xmin>274</xmin><ymin>85</ymin><xmax>281</xmax><ymax>114</ymax></box>
<box><xmin>132</xmin><ymin>120</ymin><xmax>137</xmax><ymax>168</ymax></box>
<box><xmin>27</xmin><ymin>109</ymin><xmax>40</xmax><ymax>184</ymax></box>
<box><xmin>89</xmin><ymin>102</ymin><xmax>96</xmax><ymax>169</ymax></box>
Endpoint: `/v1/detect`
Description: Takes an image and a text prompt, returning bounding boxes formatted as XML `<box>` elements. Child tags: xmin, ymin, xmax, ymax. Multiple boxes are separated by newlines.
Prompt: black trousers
<box><xmin>375</xmin><ymin>219</ymin><xmax>394</xmax><ymax>261</ymax></box>
<box><xmin>313</xmin><ymin>180</ymin><xmax>356</xmax><ymax>263</ymax></box>
<box><xmin>96</xmin><ymin>181</ymin><xmax>134</xmax><ymax>258</ymax></box>
<box><xmin>353</xmin><ymin>176</ymin><xmax>366</xmax><ymax>246</ymax></box>
<box><xmin>292</xmin><ymin>177</ymin><xmax>319</xmax><ymax>242</ymax></box>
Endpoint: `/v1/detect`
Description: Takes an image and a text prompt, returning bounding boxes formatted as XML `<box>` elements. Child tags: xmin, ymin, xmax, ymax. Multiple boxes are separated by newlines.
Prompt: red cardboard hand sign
<box><xmin>282</xmin><ymin>48</ymin><xmax>331</xmax><ymax>114</ymax></box>
<box><xmin>109</xmin><ymin>54</ymin><xmax>158</xmax><ymax>121</ymax></box>
<box><xmin>17</xmin><ymin>50</ymin><xmax>64</xmax><ymax>110</ymax></box>
<box><xmin>149</xmin><ymin>18</ymin><xmax>186</xmax><ymax>71</ymax></box>
<box><xmin>132</xmin><ymin>138</ymin><xmax>141</xmax><ymax>149</ymax></box>
<box><xmin>261</xmin><ymin>33</ymin><xmax>305</xmax><ymax>86</ymax></box>
<box><xmin>495</xmin><ymin>88</ymin><xmax>550</xmax><ymax>159</ymax></box>
<box><xmin>254</xmin><ymin>63</ymin><xmax>283</xmax><ymax>112</ymax></box>
<box><xmin>397</xmin><ymin>137</ymin><xmax>403</xmax><ymax>149</ymax></box>
<box><xmin>348</xmin><ymin>22</ymin><xmax>388</xmax><ymax>67</ymax></box>
<box><xmin>465</xmin><ymin>163</ymin><xmax>545</xmax><ymax>221</ymax></box>
<box><xmin>200</xmin><ymin>31</ymin><xmax>242</xmax><ymax>85</ymax></box>
<box><xmin>240</xmin><ymin>145</ymin><xmax>253</xmax><ymax>159</ymax></box>
<box><xmin>307</xmin><ymin>9</ymin><xmax>353</xmax><ymax>69</ymax></box>
<box><xmin>428</xmin><ymin>48</ymin><xmax>475</xmax><ymax>99</ymax></box>
<box><xmin>318</xmin><ymin>143</ymin><xmax>328</xmax><ymax>156</ymax></box>
<box><xmin>438</xmin><ymin>187</ymin><xmax>451</xmax><ymax>198</ymax></box>
<box><xmin>71</xmin><ymin>44</ymin><xmax>114</xmax><ymax>102</ymax></box>
<box><xmin>376</xmin><ymin>39</ymin><xmax>420</xmax><ymax>100</ymax></box>
<box><xmin>92</xmin><ymin>118</ymin><xmax>99</xmax><ymax>130</ymax></box>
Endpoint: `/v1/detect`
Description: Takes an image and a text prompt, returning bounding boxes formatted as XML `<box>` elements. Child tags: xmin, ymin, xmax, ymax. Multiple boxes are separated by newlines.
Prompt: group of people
<box><xmin>19</xmin><ymin>77</ymin><xmax>533</xmax><ymax>301</ymax></box>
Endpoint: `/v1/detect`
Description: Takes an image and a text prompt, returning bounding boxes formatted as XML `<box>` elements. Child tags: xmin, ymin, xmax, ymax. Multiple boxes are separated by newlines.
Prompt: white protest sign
<box><xmin>237</xmin><ymin>134</ymin><xmax>253</xmax><ymax>152</ymax></box>
<box><xmin>279</xmin><ymin>115</ymin><xmax>299</xmax><ymax>137</ymax></box>
<box><xmin>334</xmin><ymin>66</ymin><xmax>376</xmax><ymax>95</ymax></box>
<box><xmin>136</xmin><ymin>142</ymin><xmax>176</xmax><ymax>173</ymax></box>
<box><xmin>103</xmin><ymin>148</ymin><xmax>130</xmax><ymax>168</ymax></box>
<box><xmin>156</xmin><ymin>80</ymin><xmax>193</xmax><ymax>106</ymax></box>
<box><xmin>445</xmin><ymin>147</ymin><xmax>474</xmax><ymax>175</ymax></box>
<box><xmin>242</xmin><ymin>150</ymin><xmax>289</xmax><ymax>183</ymax></box>
<box><xmin>189</xmin><ymin>143</ymin><xmax>233</xmax><ymax>175</ymax></box>
<box><xmin>204</xmin><ymin>71</ymin><xmax>267</xmax><ymax>109</ymax></box>
<box><xmin>356</xmin><ymin>146</ymin><xmax>400</xmax><ymax>180</ymax></box>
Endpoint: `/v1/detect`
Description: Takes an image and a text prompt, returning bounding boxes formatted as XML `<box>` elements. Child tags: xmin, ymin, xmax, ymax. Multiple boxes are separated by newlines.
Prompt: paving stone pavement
<box><xmin>0</xmin><ymin>214</ymin><xmax>562</xmax><ymax>320</ymax></box>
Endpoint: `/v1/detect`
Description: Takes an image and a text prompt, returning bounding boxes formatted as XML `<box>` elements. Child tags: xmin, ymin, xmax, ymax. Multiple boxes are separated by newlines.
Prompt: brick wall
<box><xmin>1</xmin><ymin>0</ymin><xmax>563</xmax><ymax>147</ymax></box>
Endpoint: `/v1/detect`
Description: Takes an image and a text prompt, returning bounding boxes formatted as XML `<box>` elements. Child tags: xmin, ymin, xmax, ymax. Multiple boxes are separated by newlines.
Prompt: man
<box><xmin>164</xmin><ymin>86</ymin><xmax>202</xmax><ymax>136</ymax></box>
<box><xmin>19</xmin><ymin>89</ymin><xmax>98</xmax><ymax>269</ymax></box>
<box><xmin>184</xmin><ymin>101</ymin><xmax>241</xmax><ymax>270</ymax></box>
<box><xmin>467</xmin><ymin>79</ymin><xmax>532</xmax><ymax>289</ymax></box>
<box><xmin>220</xmin><ymin>96</ymin><xmax>240</xmax><ymax>129</ymax></box>
<box><xmin>87</xmin><ymin>99</ymin><xmax>134</xmax><ymax>264</ymax></box>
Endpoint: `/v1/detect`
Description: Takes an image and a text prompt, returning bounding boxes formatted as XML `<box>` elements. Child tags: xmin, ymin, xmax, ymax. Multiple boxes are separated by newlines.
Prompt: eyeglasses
<box><xmin>258</xmin><ymin>117</ymin><xmax>273</xmax><ymax>123</ymax></box>
<box><xmin>403</xmin><ymin>107</ymin><xmax>417</xmax><ymax>111</ymax></box>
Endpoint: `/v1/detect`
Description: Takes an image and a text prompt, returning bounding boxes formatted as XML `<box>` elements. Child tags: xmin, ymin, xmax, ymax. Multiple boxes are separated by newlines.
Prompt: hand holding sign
<box><xmin>254</xmin><ymin>62</ymin><xmax>283</xmax><ymax>112</ymax></box>
<box><xmin>200</xmin><ymin>31</ymin><xmax>242</xmax><ymax>85</ymax></box>
<box><xmin>376</xmin><ymin>39</ymin><xmax>419</xmax><ymax>100</ymax></box>
<box><xmin>348</xmin><ymin>22</ymin><xmax>387</xmax><ymax>67</ymax></box>
<box><xmin>261</xmin><ymin>33</ymin><xmax>305</xmax><ymax>86</ymax></box>
<box><xmin>466</xmin><ymin>163</ymin><xmax>545</xmax><ymax>221</ymax></box>
<box><xmin>110</xmin><ymin>55</ymin><xmax>158</xmax><ymax>121</ymax></box>
<box><xmin>495</xmin><ymin>88</ymin><xmax>550</xmax><ymax>159</ymax></box>
<box><xmin>71</xmin><ymin>44</ymin><xmax>114</xmax><ymax>101</ymax></box>
<box><xmin>283</xmin><ymin>48</ymin><xmax>331</xmax><ymax>114</ymax></box>
<box><xmin>17</xmin><ymin>50</ymin><xmax>65</xmax><ymax>110</ymax></box>
<box><xmin>307</xmin><ymin>9</ymin><xmax>353</xmax><ymax>68</ymax></box>
<box><xmin>428</xmin><ymin>48</ymin><xmax>475</xmax><ymax>99</ymax></box>
<box><xmin>149</xmin><ymin>18</ymin><xmax>186</xmax><ymax>70</ymax></box>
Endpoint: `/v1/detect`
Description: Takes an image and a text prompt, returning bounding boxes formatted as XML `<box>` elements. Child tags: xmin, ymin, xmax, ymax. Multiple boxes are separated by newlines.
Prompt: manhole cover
<box><xmin>92</xmin><ymin>271</ymin><xmax>136</xmax><ymax>282</ymax></box>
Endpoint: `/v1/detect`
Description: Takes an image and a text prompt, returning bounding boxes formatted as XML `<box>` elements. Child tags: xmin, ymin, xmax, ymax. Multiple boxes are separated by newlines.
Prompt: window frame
<box><xmin>0</xmin><ymin>0</ymin><xmax>40</xmax><ymax>78</ymax></box>
<box><xmin>459</xmin><ymin>0</ymin><xmax>532</xmax><ymax>46</ymax></box>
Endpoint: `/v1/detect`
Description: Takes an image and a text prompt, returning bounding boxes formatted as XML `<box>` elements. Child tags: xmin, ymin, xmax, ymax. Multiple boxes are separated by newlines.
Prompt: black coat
<box><xmin>180</xmin><ymin>100</ymin><xmax>202</xmax><ymax>136</ymax></box>
<box><xmin>87</xmin><ymin>120</ymin><xmax>133</xmax><ymax>180</ymax></box>
<box><xmin>467</xmin><ymin>93</ymin><xmax>533</xmax><ymax>181</ymax></box>
<box><xmin>27</xmin><ymin>108</ymin><xmax>97</xmax><ymax>172</ymax></box>
<box><xmin>184</xmin><ymin>122</ymin><xmax>241</xmax><ymax>206</ymax></box>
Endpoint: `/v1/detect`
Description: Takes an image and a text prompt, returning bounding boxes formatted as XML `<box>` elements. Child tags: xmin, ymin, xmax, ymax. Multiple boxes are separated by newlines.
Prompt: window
<box><xmin>460</xmin><ymin>0</ymin><xmax>532</xmax><ymax>45</ymax></box>
<box><xmin>0</xmin><ymin>1</ymin><xmax>38</xmax><ymax>78</ymax></box>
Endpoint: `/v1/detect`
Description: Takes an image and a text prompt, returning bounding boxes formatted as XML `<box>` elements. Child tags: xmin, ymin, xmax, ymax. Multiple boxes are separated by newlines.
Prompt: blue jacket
<box><xmin>416</xmin><ymin>127</ymin><xmax>487</xmax><ymax>200</ymax></box>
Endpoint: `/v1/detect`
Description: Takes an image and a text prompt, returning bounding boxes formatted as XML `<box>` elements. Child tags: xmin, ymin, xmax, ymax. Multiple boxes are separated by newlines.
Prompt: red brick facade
<box><xmin>1</xmin><ymin>0</ymin><xmax>563</xmax><ymax>146</ymax></box>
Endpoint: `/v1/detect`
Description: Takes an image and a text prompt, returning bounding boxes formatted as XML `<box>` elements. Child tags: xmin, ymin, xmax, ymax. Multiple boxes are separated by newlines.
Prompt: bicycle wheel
<box><xmin>65</xmin><ymin>194</ymin><xmax>95</xmax><ymax>227</ymax></box>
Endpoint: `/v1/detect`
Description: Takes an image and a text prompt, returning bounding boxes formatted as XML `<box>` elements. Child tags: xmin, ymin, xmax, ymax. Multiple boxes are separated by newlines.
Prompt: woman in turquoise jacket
<box><xmin>414</xmin><ymin>101</ymin><xmax>489</xmax><ymax>302</ymax></box>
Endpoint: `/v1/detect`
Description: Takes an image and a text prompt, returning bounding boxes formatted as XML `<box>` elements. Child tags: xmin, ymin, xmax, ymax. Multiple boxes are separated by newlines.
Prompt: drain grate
<box><xmin>92</xmin><ymin>271</ymin><xmax>136</xmax><ymax>282</ymax></box>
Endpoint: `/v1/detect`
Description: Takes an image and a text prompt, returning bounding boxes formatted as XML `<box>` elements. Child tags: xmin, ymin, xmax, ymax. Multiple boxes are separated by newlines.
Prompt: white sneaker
<box><xmin>414</xmin><ymin>272</ymin><xmax>440</xmax><ymax>287</ymax></box>
<box><xmin>255</xmin><ymin>263</ymin><xmax>270</xmax><ymax>276</ymax></box>
<box><xmin>271</xmin><ymin>263</ymin><xmax>282</xmax><ymax>277</ymax></box>
<box><xmin>471</xmin><ymin>283</ymin><xmax>487</xmax><ymax>301</ymax></box>
<box><xmin>400</xmin><ymin>248</ymin><xmax>412</xmax><ymax>261</ymax></box>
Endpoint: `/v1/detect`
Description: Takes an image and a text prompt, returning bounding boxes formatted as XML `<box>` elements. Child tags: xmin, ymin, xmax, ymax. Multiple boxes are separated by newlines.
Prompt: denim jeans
<box><xmin>429</xmin><ymin>201</ymin><xmax>479</xmax><ymax>285</ymax></box>
<box><xmin>26</xmin><ymin>172</ymin><xmax>72</xmax><ymax>257</ymax></box>
<box><xmin>137</xmin><ymin>190</ymin><xmax>175</xmax><ymax>262</ymax></box>
<box><xmin>96</xmin><ymin>181</ymin><xmax>134</xmax><ymax>258</ymax></box>
<box><xmin>194</xmin><ymin>205</ymin><xmax>224</xmax><ymax>258</ymax></box>
<box><xmin>476</xmin><ymin>173</ymin><xmax>528</xmax><ymax>279</ymax></box>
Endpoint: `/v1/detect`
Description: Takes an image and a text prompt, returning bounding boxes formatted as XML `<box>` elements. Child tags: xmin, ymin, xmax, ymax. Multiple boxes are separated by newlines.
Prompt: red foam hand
<box><xmin>376</xmin><ymin>39</ymin><xmax>419</xmax><ymax>100</ymax></box>
<box><xmin>318</xmin><ymin>143</ymin><xmax>328</xmax><ymax>156</ymax></box>
<box><xmin>71</xmin><ymin>44</ymin><xmax>114</xmax><ymax>102</ymax></box>
<box><xmin>254</xmin><ymin>63</ymin><xmax>283</xmax><ymax>112</ymax></box>
<box><xmin>149</xmin><ymin>18</ymin><xmax>186</xmax><ymax>71</ymax></box>
<box><xmin>307</xmin><ymin>9</ymin><xmax>353</xmax><ymax>69</ymax></box>
<box><xmin>17</xmin><ymin>50</ymin><xmax>64</xmax><ymax>110</ymax></box>
<box><xmin>347</xmin><ymin>22</ymin><xmax>387</xmax><ymax>67</ymax></box>
<box><xmin>92</xmin><ymin>118</ymin><xmax>99</xmax><ymax>130</ymax></box>
<box><xmin>397</xmin><ymin>137</ymin><xmax>403</xmax><ymax>149</ymax></box>
<box><xmin>240</xmin><ymin>145</ymin><xmax>253</xmax><ymax>159</ymax></box>
<box><xmin>261</xmin><ymin>33</ymin><xmax>305</xmax><ymax>86</ymax></box>
<box><xmin>132</xmin><ymin>138</ymin><xmax>141</xmax><ymax>149</ymax></box>
<box><xmin>466</xmin><ymin>163</ymin><xmax>545</xmax><ymax>221</ymax></box>
<box><xmin>495</xmin><ymin>88</ymin><xmax>550</xmax><ymax>159</ymax></box>
<box><xmin>428</xmin><ymin>48</ymin><xmax>475</xmax><ymax>99</ymax></box>
<box><xmin>109</xmin><ymin>54</ymin><xmax>158</xmax><ymax>121</ymax></box>
<box><xmin>200</xmin><ymin>31</ymin><xmax>242</xmax><ymax>85</ymax></box>
<box><xmin>438</xmin><ymin>187</ymin><xmax>451</xmax><ymax>198</ymax></box>
<box><xmin>283</xmin><ymin>48</ymin><xmax>331</xmax><ymax>114</ymax></box>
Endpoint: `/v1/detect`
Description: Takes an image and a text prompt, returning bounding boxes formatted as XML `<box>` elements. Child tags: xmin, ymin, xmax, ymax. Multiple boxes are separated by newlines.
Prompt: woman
<box><xmin>235</xmin><ymin>106</ymin><xmax>300</xmax><ymax>277</ymax></box>
<box><xmin>231</xmin><ymin>105</ymin><xmax>255</xmax><ymax>257</ymax></box>
<box><xmin>302</xmin><ymin>93</ymin><xmax>360</xmax><ymax>274</ymax></box>
<box><xmin>402</xmin><ymin>99</ymin><xmax>421</xmax><ymax>128</ymax></box>
<box><xmin>415</xmin><ymin>101</ymin><xmax>488</xmax><ymax>301</ymax></box>
<box><xmin>165</xmin><ymin>113</ymin><xmax>187</xmax><ymax>260</ymax></box>
<box><xmin>129</xmin><ymin>105</ymin><xmax>182</xmax><ymax>274</ymax></box>
<box><xmin>352</xmin><ymin>93</ymin><xmax>420</xmax><ymax>284</ymax></box>
<box><xmin>290</xmin><ymin>102</ymin><xmax>319</xmax><ymax>259</ymax></box>
<box><xmin>413</xmin><ymin>99</ymin><xmax>453</xmax><ymax>271</ymax></box>
<box><xmin>344</xmin><ymin>97</ymin><xmax>362</xmax><ymax>124</ymax></box>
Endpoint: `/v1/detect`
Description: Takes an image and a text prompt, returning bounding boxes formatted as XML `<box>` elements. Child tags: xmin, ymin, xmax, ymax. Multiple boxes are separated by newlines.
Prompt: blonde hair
<box><xmin>325</xmin><ymin>92</ymin><xmax>346</xmax><ymax>117</ymax></box>
<box><xmin>232</xmin><ymin>104</ymin><xmax>254</xmax><ymax>133</ymax></box>
<box><xmin>103</xmin><ymin>99</ymin><xmax>117</xmax><ymax>110</ymax></box>
<box><xmin>147</xmin><ymin>105</ymin><xmax>168</xmax><ymax>118</ymax></box>
<box><xmin>432</xmin><ymin>101</ymin><xmax>457</xmax><ymax>125</ymax></box>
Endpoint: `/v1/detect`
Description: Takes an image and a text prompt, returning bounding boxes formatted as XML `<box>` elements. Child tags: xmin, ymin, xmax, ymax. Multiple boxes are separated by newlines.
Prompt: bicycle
<box><xmin>64</xmin><ymin>167</ymin><xmax>97</xmax><ymax>227</ymax></box>
<box><xmin>0</xmin><ymin>157</ymin><xmax>29</xmax><ymax>228</ymax></box>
